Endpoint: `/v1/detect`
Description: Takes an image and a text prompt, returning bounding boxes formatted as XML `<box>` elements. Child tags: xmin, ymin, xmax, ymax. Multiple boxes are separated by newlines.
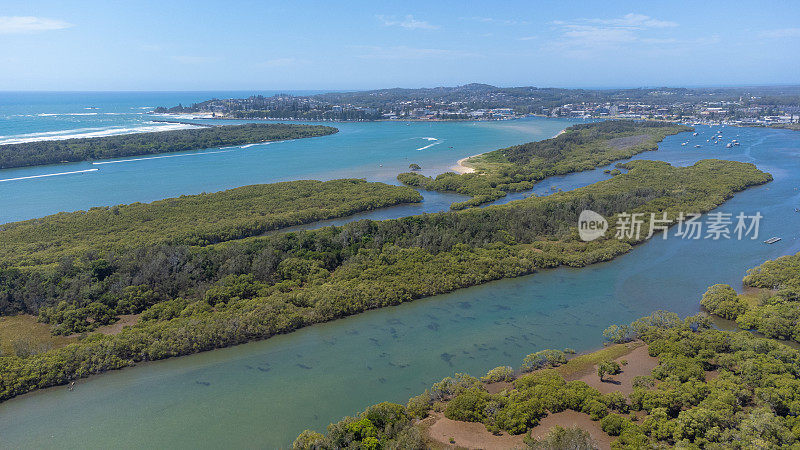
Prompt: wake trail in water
<box><xmin>92</xmin><ymin>147</ymin><xmax>240</xmax><ymax>165</ymax></box>
<box><xmin>416</xmin><ymin>137</ymin><xmax>441</xmax><ymax>151</ymax></box>
<box><xmin>0</xmin><ymin>169</ymin><xmax>99</xmax><ymax>183</ymax></box>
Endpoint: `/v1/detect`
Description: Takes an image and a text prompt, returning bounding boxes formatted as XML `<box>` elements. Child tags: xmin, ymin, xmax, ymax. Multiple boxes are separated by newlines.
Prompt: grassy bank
<box><xmin>0</xmin><ymin>315</ymin><xmax>76</xmax><ymax>357</ymax></box>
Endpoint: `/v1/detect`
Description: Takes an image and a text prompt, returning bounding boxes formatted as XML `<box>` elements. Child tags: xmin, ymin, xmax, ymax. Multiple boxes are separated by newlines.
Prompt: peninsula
<box><xmin>0</xmin><ymin>123</ymin><xmax>338</xmax><ymax>169</ymax></box>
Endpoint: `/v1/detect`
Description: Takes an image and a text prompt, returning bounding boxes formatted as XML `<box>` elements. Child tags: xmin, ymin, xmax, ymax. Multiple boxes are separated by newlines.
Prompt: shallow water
<box><xmin>0</xmin><ymin>97</ymin><xmax>577</xmax><ymax>223</ymax></box>
<box><xmin>0</xmin><ymin>98</ymin><xmax>798</xmax><ymax>449</ymax></box>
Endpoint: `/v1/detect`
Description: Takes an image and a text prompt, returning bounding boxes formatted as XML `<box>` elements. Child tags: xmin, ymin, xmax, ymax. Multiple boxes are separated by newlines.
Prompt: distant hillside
<box><xmin>154</xmin><ymin>84</ymin><xmax>800</xmax><ymax>123</ymax></box>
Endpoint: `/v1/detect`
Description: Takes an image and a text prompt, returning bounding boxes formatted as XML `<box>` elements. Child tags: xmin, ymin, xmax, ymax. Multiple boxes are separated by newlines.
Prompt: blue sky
<box><xmin>1</xmin><ymin>0</ymin><xmax>799</xmax><ymax>90</ymax></box>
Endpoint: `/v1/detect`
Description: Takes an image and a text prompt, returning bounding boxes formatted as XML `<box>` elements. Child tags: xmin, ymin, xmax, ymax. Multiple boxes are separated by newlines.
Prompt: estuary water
<box><xmin>0</xmin><ymin>91</ymin><xmax>577</xmax><ymax>223</ymax></box>
<box><xmin>0</xmin><ymin>93</ymin><xmax>799</xmax><ymax>448</ymax></box>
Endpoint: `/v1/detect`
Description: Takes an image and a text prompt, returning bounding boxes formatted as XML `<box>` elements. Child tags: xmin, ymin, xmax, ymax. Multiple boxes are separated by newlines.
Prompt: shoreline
<box><xmin>449</xmin><ymin>127</ymin><xmax>567</xmax><ymax>174</ymax></box>
<box><xmin>150</xmin><ymin>119</ymin><xmax>216</xmax><ymax>128</ymax></box>
<box><xmin>451</xmin><ymin>154</ymin><xmax>480</xmax><ymax>174</ymax></box>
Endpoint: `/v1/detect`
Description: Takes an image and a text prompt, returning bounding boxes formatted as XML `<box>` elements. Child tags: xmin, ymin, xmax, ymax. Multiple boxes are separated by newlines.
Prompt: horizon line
<box><xmin>2</xmin><ymin>82</ymin><xmax>800</xmax><ymax>94</ymax></box>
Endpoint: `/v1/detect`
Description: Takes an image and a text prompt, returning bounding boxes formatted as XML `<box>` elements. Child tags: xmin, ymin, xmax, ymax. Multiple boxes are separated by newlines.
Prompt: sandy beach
<box><xmin>449</xmin><ymin>128</ymin><xmax>566</xmax><ymax>174</ymax></box>
<box><xmin>450</xmin><ymin>154</ymin><xmax>480</xmax><ymax>174</ymax></box>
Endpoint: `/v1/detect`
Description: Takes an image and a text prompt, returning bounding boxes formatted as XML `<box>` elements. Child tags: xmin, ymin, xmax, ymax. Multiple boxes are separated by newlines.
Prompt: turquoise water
<box><xmin>0</xmin><ymin>94</ymin><xmax>798</xmax><ymax>448</ymax></box>
<box><xmin>0</xmin><ymin>92</ymin><xmax>577</xmax><ymax>223</ymax></box>
<box><xmin>0</xmin><ymin>91</ymin><xmax>327</xmax><ymax>142</ymax></box>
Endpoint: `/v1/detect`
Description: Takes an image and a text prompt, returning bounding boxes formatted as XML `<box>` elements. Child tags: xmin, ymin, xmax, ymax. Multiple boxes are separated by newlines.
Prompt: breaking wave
<box><xmin>0</xmin><ymin>123</ymin><xmax>201</xmax><ymax>145</ymax></box>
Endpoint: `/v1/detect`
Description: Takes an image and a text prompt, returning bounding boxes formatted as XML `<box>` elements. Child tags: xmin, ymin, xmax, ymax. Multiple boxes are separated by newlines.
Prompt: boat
<box><xmin>693</xmin><ymin>132</ymin><xmax>699</xmax><ymax>136</ymax></box>
<box><xmin>726</xmin><ymin>143</ymin><xmax>732</xmax><ymax>148</ymax></box>
<box><xmin>695</xmin><ymin>144</ymin><xmax>702</xmax><ymax>148</ymax></box>
<box><xmin>764</xmin><ymin>237</ymin><xmax>782</xmax><ymax>244</ymax></box>
<box><xmin>681</xmin><ymin>142</ymin><xmax>687</xmax><ymax>146</ymax></box>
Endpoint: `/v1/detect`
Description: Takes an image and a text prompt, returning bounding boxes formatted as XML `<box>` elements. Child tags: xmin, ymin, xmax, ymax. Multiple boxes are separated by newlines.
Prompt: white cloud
<box><xmin>561</xmin><ymin>25</ymin><xmax>638</xmax><ymax>45</ymax></box>
<box><xmin>640</xmin><ymin>38</ymin><xmax>678</xmax><ymax>45</ymax></box>
<box><xmin>172</xmin><ymin>55</ymin><xmax>219</xmax><ymax>64</ymax></box>
<box><xmin>353</xmin><ymin>45</ymin><xmax>478</xmax><ymax>60</ymax></box>
<box><xmin>586</xmin><ymin>13</ymin><xmax>677</xmax><ymax>29</ymax></box>
<box><xmin>760</xmin><ymin>28</ymin><xmax>800</xmax><ymax>39</ymax></box>
<box><xmin>377</xmin><ymin>15</ymin><xmax>438</xmax><ymax>30</ymax></box>
<box><xmin>459</xmin><ymin>16</ymin><xmax>528</xmax><ymax>25</ymax></box>
<box><xmin>518</xmin><ymin>36</ymin><xmax>537</xmax><ymax>41</ymax></box>
<box><xmin>545</xmin><ymin>13</ymin><xmax>683</xmax><ymax>54</ymax></box>
<box><xmin>0</xmin><ymin>16</ymin><xmax>72</xmax><ymax>34</ymax></box>
<box><xmin>258</xmin><ymin>57</ymin><xmax>308</xmax><ymax>68</ymax></box>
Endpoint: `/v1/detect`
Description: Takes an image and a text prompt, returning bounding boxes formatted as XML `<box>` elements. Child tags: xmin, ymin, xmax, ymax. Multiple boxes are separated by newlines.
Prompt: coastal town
<box><xmin>541</xmin><ymin>98</ymin><xmax>800</xmax><ymax>127</ymax></box>
<box><xmin>154</xmin><ymin>84</ymin><xmax>800</xmax><ymax>127</ymax></box>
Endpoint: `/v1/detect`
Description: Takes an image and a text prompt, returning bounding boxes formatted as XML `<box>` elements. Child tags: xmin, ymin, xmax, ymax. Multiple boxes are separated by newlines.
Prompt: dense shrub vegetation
<box><xmin>700</xmin><ymin>284</ymin><xmax>748</xmax><ymax>320</ymax></box>
<box><xmin>0</xmin><ymin>123</ymin><xmax>337</xmax><ymax>168</ymax></box>
<box><xmin>0</xmin><ymin>158</ymin><xmax>770</xmax><ymax>401</ymax></box>
<box><xmin>702</xmin><ymin>252</ymin><xmax>800</xmax><ymax>343</ymax></box>
<box><xmin>397</xmin><ymin>120</ymin><xmax>692</xmax><ymax>209</ymax></box>
<box><xmin>296</xmin><ymin>309</ymin><xmax>800</xmax><ymax>449</ymax></box>
<box><xmin>293</xmin><ymin>402</ymin><xmax>424</xmax><ymax>449</ymax></box>
<box><xmin>0</xmin><ymin>179</ymin><xmax>421</xmax><ymax>268</ymax></box>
